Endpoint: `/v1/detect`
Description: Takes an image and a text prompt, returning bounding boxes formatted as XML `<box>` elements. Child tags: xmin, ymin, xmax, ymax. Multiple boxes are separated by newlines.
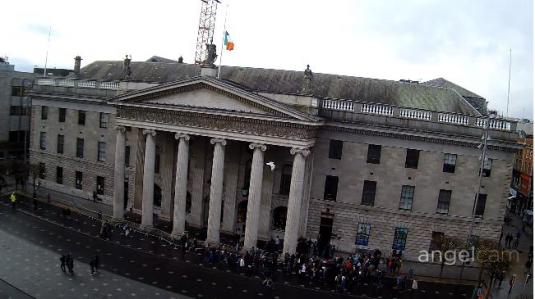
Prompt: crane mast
<box><xmin>194</xmin><ymin>0</ymin><xmax>220</xmax><ymax>65</ymax></box>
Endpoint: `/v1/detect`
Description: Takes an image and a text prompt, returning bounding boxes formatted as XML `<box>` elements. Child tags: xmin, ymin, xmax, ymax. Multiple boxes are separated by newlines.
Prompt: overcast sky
<box><xmin>2</xmin><ymin>0</ymin><xmax>533</xmax><ymax>119</ymax></box>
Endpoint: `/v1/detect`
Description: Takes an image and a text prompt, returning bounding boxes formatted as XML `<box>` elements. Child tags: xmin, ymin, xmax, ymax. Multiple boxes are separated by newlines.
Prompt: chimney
<box><xmin>74</xmin><ymin>56</ymin><xmax>82</xmax><ymax>75</ymax></box>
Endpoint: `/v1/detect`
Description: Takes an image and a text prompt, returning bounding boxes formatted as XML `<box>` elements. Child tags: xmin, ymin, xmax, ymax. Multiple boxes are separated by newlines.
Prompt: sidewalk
<box><xmin>488</xmin><ymin>210</ymin><xmax>533</xmax><ymax>299</ymax></box>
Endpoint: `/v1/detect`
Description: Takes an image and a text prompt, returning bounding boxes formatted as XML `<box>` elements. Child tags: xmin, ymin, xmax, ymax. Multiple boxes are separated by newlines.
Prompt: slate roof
<box><xmin>79</xmin><ymin>60</ymin><xmax>480</xmax><ymax>116</ymax></box>
<box><xmin>423</xmin><ymin>77</ymin><xmax>483</xmax><ymax>99</ymax></box>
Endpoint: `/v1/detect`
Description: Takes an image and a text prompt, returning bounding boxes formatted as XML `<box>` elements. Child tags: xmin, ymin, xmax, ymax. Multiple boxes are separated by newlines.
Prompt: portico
<box><xmin>111</xmin><ymin>76</ymin><xmax>321</xmax><ymax>254</ymax></box>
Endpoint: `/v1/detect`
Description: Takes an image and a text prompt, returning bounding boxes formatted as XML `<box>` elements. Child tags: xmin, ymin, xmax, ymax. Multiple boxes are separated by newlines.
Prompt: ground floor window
<box><xmin>355</xmin><ymin>223</ymin><xmax>371</xmax><ymax>246</ymax></box>
<box><xmin>392</xmin><ymin>227</ymin><xmax>408</xmax><ymax>251</ymax></box>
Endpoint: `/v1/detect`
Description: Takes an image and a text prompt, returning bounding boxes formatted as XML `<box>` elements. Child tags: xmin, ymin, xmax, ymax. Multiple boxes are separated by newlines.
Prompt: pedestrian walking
<box><xmin>509</xmin><ymin>274</ymin><xmax>517</xmax><ymax>294</ymax></box>
<box><xmin>90</xmin><ymin>257</ymin><xmax>95</xmax><ymax>275</ymax></box>
<box><xmin>410</xmin><ymin>279</ymin><xmax>418</xmax><ymax>298</ymax></box>
<box><xmin>32</xmin><ymin>193</ymin><xmax>38</xmax><ymax>210</ymax></box>
<box><xmin>513</xmin><ymin>237</ymin><xmax>519</xmax><ymax>249</ymax></box>
<box><xmin>497</xmin><ymin>270</ymin><xmax>505</xmax><ymax>288</ymax></box>
<box><xmin>60</xmin><ymin>255</ymin><xmax>66</xmax><ymax>272</ymax></box>
<box><xmin>10</xmin><ymin>192</ymin><xmax>16</xmax><ymax>210</ymax></box>
<box><xmin>66</xmin><ymin>254</ymin><xmax>74</xmax><ymax>274</ymax></box>
<box><xmin>94</xmin><ymin>255</ymin><xmax>100</xmax><ymax>273</ymax></box>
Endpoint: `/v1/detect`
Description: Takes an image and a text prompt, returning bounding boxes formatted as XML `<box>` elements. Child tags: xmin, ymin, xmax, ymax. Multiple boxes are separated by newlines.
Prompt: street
<box><xmin>0</xmin><ymin>194</ymin><xmax>474</xmax><ymax>299</ymax></box>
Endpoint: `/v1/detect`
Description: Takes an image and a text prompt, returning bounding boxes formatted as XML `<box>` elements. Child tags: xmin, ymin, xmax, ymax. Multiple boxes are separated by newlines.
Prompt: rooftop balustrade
<box><xmin>319</xmin><ymin>99</ymin><xmax>516</xmax><ymax>132</ymax></box>
<box><xmin>36</xmin><ymin>78</ymin><xmax>119</xmax><ymax>90</ymax></box>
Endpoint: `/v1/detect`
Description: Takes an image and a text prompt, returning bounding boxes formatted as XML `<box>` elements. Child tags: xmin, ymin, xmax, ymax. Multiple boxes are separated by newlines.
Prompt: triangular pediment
<box><xmin>145</xmin><ymin>88</ymin><xmax>269</xmax><ymax>114</ymax></box>
<box><xmin>113</xmin><ymin>76</ymin><xmax>319</xmax><ymax>122</ymax></box>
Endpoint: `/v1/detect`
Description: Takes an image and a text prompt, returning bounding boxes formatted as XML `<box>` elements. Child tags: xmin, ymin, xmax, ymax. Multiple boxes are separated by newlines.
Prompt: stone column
<box><xmin>243</xmin><ymin>143</ymin><xmax>267</xmax><ymax>251</ymax></box>
<box><xmin>283</xmin><ymin>148</ymin><xmax>310</xmax><ymax>255</ymax></box>
<box><xmin>171</xmin><ymin>133</ymin><xmax>190</xmax><ymax>237</ymax></box>
<box><xmin>206</xmin><ymin>138</ymin><xmax>226</xmax><ymax>246</ymax></box>
<box><xmin>141</xmin><ymin>129</ymin><xmax>157</xmax><ymax>229</ymax></box>
<box><xmin>113</xmin><ymin>126</ymin><xmax>126</xmax><ymax>220</ymax></box>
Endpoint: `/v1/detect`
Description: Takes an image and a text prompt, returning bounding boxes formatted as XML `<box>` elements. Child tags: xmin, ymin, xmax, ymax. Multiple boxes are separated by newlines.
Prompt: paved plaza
<box><xmin>0</xmin><ymin>194</ymin><xmax>480</xmax><ymax>299</ymax></box>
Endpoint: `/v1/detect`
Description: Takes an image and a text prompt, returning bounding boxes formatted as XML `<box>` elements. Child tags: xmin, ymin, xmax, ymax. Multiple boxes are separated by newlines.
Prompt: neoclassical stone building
<box><xmin>28</xmin><ymin>57</ymin><xmax>520</xmax><ymax>259</ymax></box>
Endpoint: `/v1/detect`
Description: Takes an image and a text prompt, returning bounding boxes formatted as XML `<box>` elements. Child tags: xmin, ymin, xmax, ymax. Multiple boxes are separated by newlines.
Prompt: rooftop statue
<box><xmin>204</xmin><ymin>44</ymin><xmax>218</xmax><ymax>67</ymax></box>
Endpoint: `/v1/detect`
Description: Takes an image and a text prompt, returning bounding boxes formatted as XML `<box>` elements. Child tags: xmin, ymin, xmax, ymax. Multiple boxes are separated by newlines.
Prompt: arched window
<box><xmin>280</xmin><ymin>164</ymin><xmax>292</xmax><ymax>195</ymax></box>
<box><xmin>154</xmin><ymin>184</ymin><xmax>162</xmax><ymax>207</ymax></box>
<box><xmin>272</xmin><ymin>206</ymin><xmax>287</xmax><ymax>230</ymax></box>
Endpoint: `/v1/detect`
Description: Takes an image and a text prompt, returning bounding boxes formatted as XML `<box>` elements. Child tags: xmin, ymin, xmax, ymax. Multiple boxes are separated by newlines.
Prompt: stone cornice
<box><xmin>324</xmin><ymin>124</ymin><xmax>519</xmax><ymax>153</ymax></box>
<box><xmin>117</xmin><ymin>105</ymin><xmax>318</xmax><ymax>140</ymax></box>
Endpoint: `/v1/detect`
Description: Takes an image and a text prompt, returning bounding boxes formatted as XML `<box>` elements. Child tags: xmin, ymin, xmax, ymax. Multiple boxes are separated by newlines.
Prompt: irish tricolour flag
<box><xmin>224</xmin><ymin>31</ymin><xmax>234</xmax><ymax>51</ymax></box>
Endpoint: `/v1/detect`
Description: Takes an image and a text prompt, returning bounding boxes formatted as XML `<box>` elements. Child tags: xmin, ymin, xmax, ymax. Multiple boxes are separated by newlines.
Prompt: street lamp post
<box><xmin>460</xmin><ymin>115</ymin><xmax>491</xmax><ymax>281</ymax></box>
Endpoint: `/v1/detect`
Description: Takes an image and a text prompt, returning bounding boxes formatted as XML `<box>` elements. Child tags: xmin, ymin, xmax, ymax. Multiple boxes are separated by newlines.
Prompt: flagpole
<box><xmin>217</xmin><ymin>3</ymin><xmax>229</xmax><ymax>79</ymax></box>
<box><xmin>43</xmin><ymin>26</ymin><xmax>51</xmax><ymax>77</ymax></box>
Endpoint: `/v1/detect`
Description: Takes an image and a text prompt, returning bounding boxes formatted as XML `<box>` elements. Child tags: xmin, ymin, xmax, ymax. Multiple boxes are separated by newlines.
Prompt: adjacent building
<box><xmin>28</xmin><ymin>56</ymin><xmax>520</xmax><ymax>260</ymax></box>
<box><xmin>512</xmin><ymin>120</ymin><xmax>533</xmax><ymax>213</ymax></box>
<box><xmin>0</xmin><ymin>58</ymin><xmax>37</xmax><ymax>161</ymax></box>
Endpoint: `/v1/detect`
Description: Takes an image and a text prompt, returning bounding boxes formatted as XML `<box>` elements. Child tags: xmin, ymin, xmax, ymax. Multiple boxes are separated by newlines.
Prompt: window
<box><xmin>41</xmin><ymin>106</ymin><xmax>48</xmax><ymax>120</ymax></box>
<box><xmin>355</xmin><ymin>223</ymin><xmax>371</xmax><ymax>246</ymax></box>
<box><xmin>429</xmin><ymin>231</ymin><xmax>445</xmax><ymax>251</ymax></box>
<box><xmin>10</xmin><ymin>106</ymin><xmax>25</xmax><ymax>116</ymax></box>
<box><xmin>392</xmin><ymin>228</ymin><xmax>408</xmax><ymax>251</ymax></box>
<box><xmin>243</xmin><ymin>159</ymin><xmax>252</xmax><ymax>190</ymax></box>
<box><xmin>443</xmin><ymin>153</ymin><xmax>457</xmax><ymax>173</ymax></box>
<box><xmin>405</xmin><ymin>149</ymin><xmax>420</xmax><ymax>169</ymax></box>
<box><xmin>56</xmin><ymin>167</ymin><xmax>63</xmax><ymax>184</ymax></box>
<box><xmin>399</xmin><ymin>185</ymin><xmax>415</xmax><ymax>210</ymax></box>
<box><xmin>482</xmin><ymin>158</ymin><xmax>492</xmax><ymax>177</ymax></box>
<box><xmin>57</xmin><ymin>135</ymin><xmax>64</xmax><ymax>154</ymax></box>
<box><xmin>59</xmin><ymin>108</ymin><xmax>66</xmax><ymax>122</ymax></box>
<box><xmin>97</xmin><ymin>142</ymin><xmax>106</xmax><ymax>162</ymax></box>
<box><xmin>328</xmin><ymin>140</ymin><xmax>343</xmax><ymax>160</ymax></box>
<box><xmin>125</xmin><ymin>146</ymin><xmax>131</xmax><ymax>167</ymax></box>
<box><xmin>99</xmin><ymin>112</ymin><xmax>109</xmax><ymax>128</ymax></box>
<box><xmin>78</xmin><ymin>111</ymin><xmax>86</xmax><ymax>125</ymax></box>
<box><xmin>279</xmin><ymin>164</ymin><xmax>292</xmax><ymax>195</ymax></box>
<box><xmin>475</xmin><ymin>194</ymin><xmax>487</xmax><ymax>218</ymax></box>
<box><xmin>9</xmin><ymin>131</ymin><xmax>18</xmax><ymax>143</ymax></box>
<box><xmin>367</xmin><ymin>144</ymin><xmax>382</xmax><ymax>164</ymax></box>
<box><xmin>361</xmin><ymin>180</ymin><xmax>377</xmax><ymax>206</ymax></box>
<box><xmin>155</xmin><ymin>152</ymin><xmax>160</xmax><ymax>174</ymax></box>
<box><xmin>11</xmin><ymin>86</ymin><xmax>23</xmax><ymax>96</ymax></box>
<box><xmin>324</xmin><ymin>175</ymin><xmax>338</xmax><ymax>201</ymax></box>
<box><xmin>76</xmin><ymin>138</ymin><xmax>84</xmax><ymax>158</ymax></box>
<box><xmin>96</xmin><ymin>176</ymin><xmax>105</xmax><ymax>195</ymax></box>
<box><xmin>38</xmin><ymin>163</ymin><xmax>46</xmax><ymax>179</ymax></box>
<box><xmin>75</xmin><ymin>171</ymin><xmax>83</xmax><ymax>189</ymax></box>
<box><xmin>436</xmin><ymin>189</ymin><xmax>452</xmax><ymax>214</ymax></box>
<box><xmin>39</xmin><ymin>132</ymin><xmax>47</xmax><ymax>150</ymax></box>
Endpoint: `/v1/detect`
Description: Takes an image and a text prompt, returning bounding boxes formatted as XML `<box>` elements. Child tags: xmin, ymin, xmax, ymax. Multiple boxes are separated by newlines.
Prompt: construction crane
<box><xmin>194</xmin><ymin>0</ymin><xmax>220</xmax><ymax>65</ymax></box>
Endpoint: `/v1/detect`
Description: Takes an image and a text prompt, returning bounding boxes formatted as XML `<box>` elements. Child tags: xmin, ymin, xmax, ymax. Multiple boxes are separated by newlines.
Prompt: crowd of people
<box><xmin>172</xmin><ymin>233</ymin><xmax>415</xmax><ymax>295</ymax></box>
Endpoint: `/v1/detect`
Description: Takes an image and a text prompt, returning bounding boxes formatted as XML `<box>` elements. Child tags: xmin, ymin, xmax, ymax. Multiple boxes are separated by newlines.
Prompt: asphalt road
<box><xmin>0</xmin><ymin>194</ymin><xmax>473</xmax><ymax>299</ymax></box>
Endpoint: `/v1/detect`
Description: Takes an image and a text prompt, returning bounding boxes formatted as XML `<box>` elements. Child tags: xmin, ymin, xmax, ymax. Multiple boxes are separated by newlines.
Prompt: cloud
<box><xmin>1</xmin><ymin>0</ymin><xmax>532</xmax><ymax>119</ymax></box>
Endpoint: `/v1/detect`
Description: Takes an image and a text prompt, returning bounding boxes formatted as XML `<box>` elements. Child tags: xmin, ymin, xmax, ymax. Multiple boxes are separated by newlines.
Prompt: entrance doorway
<box><xmin>318</xmin><ymin>217</ymin><xmax>333</xmax><ymax>258</ymax></box>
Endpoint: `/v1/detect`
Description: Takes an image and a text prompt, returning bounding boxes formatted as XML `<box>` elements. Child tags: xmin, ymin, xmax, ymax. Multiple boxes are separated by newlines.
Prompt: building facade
<box><xmin>0</xmin><ymin>58</ymin><xmax>36</xmax><ymax>161</ymax></box>
<box><xmin>28</xmin><ymin>58</ymin><xmax>520</xmax><ymax>260</ymax></box>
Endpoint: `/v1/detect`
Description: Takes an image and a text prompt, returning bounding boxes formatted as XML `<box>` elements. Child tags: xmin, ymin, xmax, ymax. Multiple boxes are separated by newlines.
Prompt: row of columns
<box><xmin>112</xmin><ymin>126</ymin><xmax>310</xmax><ymax>254</ymax></box>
